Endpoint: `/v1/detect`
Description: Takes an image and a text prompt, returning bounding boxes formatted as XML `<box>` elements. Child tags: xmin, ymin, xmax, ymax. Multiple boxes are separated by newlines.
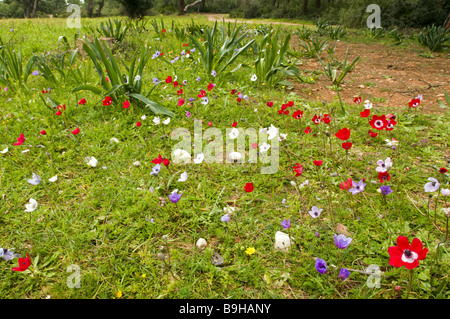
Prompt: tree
<box><xmin>118</xmin><ymin>0</ymin><xmax>153</xmax><ymax>18</ymax></box>
<box><xmin>178</xmin><ymin>0</ymin><xmax>185</xmax><ymax>15</ymax></box>
<box><xmin>86</xmin><ymin>0</ymin><xmax>94</xmax><ymax>17</ymax></box>
<box><xmin>96</xmin><ymin>0</ymin><xmax>105</xmax><ymax>16</ymax></box>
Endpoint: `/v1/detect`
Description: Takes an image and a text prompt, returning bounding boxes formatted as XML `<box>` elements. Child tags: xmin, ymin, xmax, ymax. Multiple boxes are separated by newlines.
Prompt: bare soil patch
<box><xmin>292</xmin><ymin>40</ymin><xmax>450</xmax><ymax>115</ymax></box>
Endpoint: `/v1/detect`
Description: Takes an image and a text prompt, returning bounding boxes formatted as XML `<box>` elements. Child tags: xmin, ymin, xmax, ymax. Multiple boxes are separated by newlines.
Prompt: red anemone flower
<box><xmin>360</xmin><ymin>108</ymin><xmax>370</xmax><ymax>117</ymax></box>
<box><xmin>103</xmin><ymin>96</ymin><xmax>112</xmax><ymax>106</ymax></box>
<box><xmin>198</xmin><ymin>90</ymin><xmax>206</xmax><ymax>98</ymax></box>
<box><xmin>335</xmin><ymin>128</ymin><xmax>351</xmax><ymax>141</ymax></box>
<box><xmin>152</xmin><ymin>154</ymin><xmax>170</xmax><ymax>166</ymax></box>
<box><xmin>231</xmin><ymin>89</ymin><xmax>237</xmax><ymax>95</ymax></box>
<box><xmin>78</xmin><ymin>98</ymin><xmax>87</xmax><ymax>105</ymax></box>
<box><xmin>244</xmin><ymin>182</ymin><xmax>254</xmax><ymax>193</ymax></box>
<box><xmin>304</xmin><ymin>126</ymin><xmax>312</xmax><ymax>134</ymax></box>
<box><xmin>354</xmin><ymin>97</ymin><xmax>362</xmax><ymax>104</ymax></box>
<box><xmin>136</xmin><ymin>121</ymin><xmax>141</xmax><ymax>127</ymax></box>
<box><xmin>13</xmin><ymin>133</ymin><xmax>26</xmax><ymax>146</ymax></box>
<box><xmin>369</xmin><ymin>130</ymin><xmax>378</xmax><ymax>137</ymax></box>
<box><xmin>178</xmin><ymin>98</ymin><xmax>185</xmax><ymax>106</ymax></box>
<box><xmin>369</xmin><ymin>115</ymin><xmax>388</xmax><ymax>130</ymax></box>
<box><xmin>378</xmin><ymin>171</ymin><xmax>390</xmax><ymax>183</ymax></box>
<box><xmin>165</xmin><ymin>75</ymin><xmax>172</xmax><ymax>84</ymax></box>
<box><xmin>293</xmin><ymin>163</ymin><xmax>303</xmax><ymax>177</ymax></box>
<box><xmin>322</xmin><ymin>114</ymin><xmax>331</xmax><ymax>124</ymax></box>
<box><xmin>340</xmin><ymin>178</ymin><xmax>353</xmax><ymax>190</ymax></box>
<box><xmin>287</xmin><ymin>101</ymin><xmax>294</xmax><ymax>107</ymax></box>
<box><xmin>292</xmin><ymin>110</ymin><xmax>303</xmax><ymax>119</ymax></box>
<box><xmin>40</xmin><ymin>130</ymin><xmax>46</xmax><ymax>135</ymax></box>
<box><xmin>386</xmin><ymin>119</ymin><xmax>397</xmax><ymax>131</ymax></box>
<box><xmin>312</xmin><ymin>115</ymin><xmax>321</xmax><ymax>124</ymax></box>
<box><xmin>122</xmin><ymin>100</ymin><xmax>130</xmax><ymax>109</ymax></box>
<box><xmin>388</xmin><ymin>236</ymin><xmax>428</xmax><ymax>269</ymax></box>
<box><xmin>408</xmin><ymin>98</ymin><xmax>420</xmax><ymax>108</ymax></box>
<box><xmin>12</xmin><ymin>253</ymin><xmax>31</xmax><ymax>272</ymax></box>
<box><xmin>231</xmin><ymin>122</ymin><xmax>237</xmax><ymax>127</ymax></box>
<box><xmin>71</xmin><ymin>127</ymin><xmax>80</xmax><ymax>135</ymax></box>
<box><xmin>439</xmin><ymin>167</ymin><xmax>448</xmax><ymax>174</ymax></box>
<box><xmin>313</xmin><ymin>160</ymin><xmax>323</xmax><ymax>166</ymax></box>
<box><xmin>342</xmin><ymin>142</ymin><xmax>352</xmax><ymax>150</ymax></box>
<box><xmin>207</xmin><ymin>83</ymin><xmax>215</xmax><ymax>91</ymax></box>
<box><xmin>267</xmin><ymin>101</ymin><xmax>273</xmax><ymax>107</ymax></box>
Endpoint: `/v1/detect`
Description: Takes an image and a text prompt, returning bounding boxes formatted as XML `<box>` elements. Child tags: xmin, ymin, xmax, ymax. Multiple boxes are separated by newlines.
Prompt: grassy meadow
<box><xmin>0</xmin><ymin>14</ymin><xmax>449</xmax><ymax>299</ymax></box>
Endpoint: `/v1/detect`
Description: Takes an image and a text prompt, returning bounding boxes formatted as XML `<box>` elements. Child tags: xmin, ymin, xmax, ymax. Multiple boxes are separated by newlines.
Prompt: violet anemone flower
<box><xmin>334</xmin><ymin>234</ymin><xmax>352</xmax><ymax>249</ymax></box>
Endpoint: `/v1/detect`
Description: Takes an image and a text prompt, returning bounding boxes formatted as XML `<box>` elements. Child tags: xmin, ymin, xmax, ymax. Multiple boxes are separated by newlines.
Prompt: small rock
<box><xmin>336</xmin><ymin>223</ymin><xmax>351</xmax><ymax>236</ymax></box>
<box><xmin>196</xmin><ymin>238</ymin><xmax>207</xmax><ymax>251</ymax></box>
<box><xmin>274</xmin><ymin>231</ymin><xmax>292</xmax><ymax>252</ymax></box>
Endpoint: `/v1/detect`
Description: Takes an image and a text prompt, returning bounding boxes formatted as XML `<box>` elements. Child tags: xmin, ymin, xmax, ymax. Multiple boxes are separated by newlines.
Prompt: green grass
<box><xmin>0</xmin><ymin>15</ymin><xmax>449</xmax><ymax>300</ymax></box>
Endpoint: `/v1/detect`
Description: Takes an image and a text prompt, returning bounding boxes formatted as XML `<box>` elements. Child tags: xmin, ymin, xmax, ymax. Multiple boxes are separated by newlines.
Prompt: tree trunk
<box><xmin>179</xmin><ymin>0</ymin><xmax>185</xmax><ymax>15</ymax></box>
<box><xmin>303</xmin><ymin>0</ymin><xmax>308</xmax><ymax>15</ymax></box>
<box><xmin>315</xmin><ymin>0</ymin><xmax>320</xmax><ymax>8</ymax></box>
<box><xmin>96</xmin><ymin>0</ymin><xmax>105</xmax><ymax>17</ymax></box>
<box><xmin>87</xmin><ymin>0</ymin><xmax>94</xmax><ymax>18</ymax></box>
<box><xmin>23</xmin><ymin>0</ymin><xmax>31</xmax><ymax>18</ymax></box>
<box><xmin>32</xmin><ymin>0</ymin><xmax>39</xmax><ymax>18</ymax></box>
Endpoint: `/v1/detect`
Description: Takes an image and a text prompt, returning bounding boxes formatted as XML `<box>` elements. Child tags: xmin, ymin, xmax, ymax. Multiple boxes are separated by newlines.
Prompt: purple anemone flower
<box><xmin>349</xmin><ymin>179</ymin><xmax>366</xmax><ymax>195</ymax></box>
<box><xmin>150</xmin><ymin>164</ymin><xmax>161</xmax><ymax>176</ymax></box>
<box><xmin>315</xmin><ymin>258</ymin><xmax>327</xmax><ymax>274</ymax></box>
<box><xmin>168</xmin><ymin>190</ymin><xmax>182</xmax><ymax>203</ymax></box>
<box><xmin>339</xmin><ymin>268</ymin><xmax>350</xmax><ymax>280</ymax></box>
<box><xmin>309</xmin><ymin>206</ymin><xmax>322</xmax><ymax>218</ymax></box>
<box><xmin>280</xmin><ymin>218</ymin><xmax>291</xmax><ymax>229</ymax></box>
<box><xmin>333</xmin><ymin>234</ymin><xmax>352</xmax><ymax>249</ymax></box>
<box><xmin>221</xmin><ymin>214</ymin><xmax>230</xmax><ymax>222</ymax></box>
<box><xmin>380</xmin><ymin>185</ymin><xmax>392</xmax><ymax>195</ymax></box>
<box><xmin>152</xmin><ymin>77</ymin><xmax>159</xmax><ymax>84</ymax></box>
<box><xmin>424</xmin><ymin>177</ymin><xmax>440</xmax><ymax>192</ymax></box>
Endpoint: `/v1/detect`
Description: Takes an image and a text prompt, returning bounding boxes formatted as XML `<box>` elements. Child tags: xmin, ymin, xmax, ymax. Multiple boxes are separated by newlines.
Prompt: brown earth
<box><xmin>203</xmin><ymin>13</ymin><xmax>450</xmax><ymax>115</ymax></box>
<box><xmin>292</xmin><ymin>40</ymin><xmax>450</xmax><ymax>115</ymax></box>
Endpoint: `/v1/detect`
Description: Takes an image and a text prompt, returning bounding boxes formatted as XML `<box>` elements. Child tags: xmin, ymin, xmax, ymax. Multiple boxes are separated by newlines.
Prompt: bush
<box><xmin>242</xmin><ymin>0</ymin><xmax>261</xmax><ymax>19</ymax></box>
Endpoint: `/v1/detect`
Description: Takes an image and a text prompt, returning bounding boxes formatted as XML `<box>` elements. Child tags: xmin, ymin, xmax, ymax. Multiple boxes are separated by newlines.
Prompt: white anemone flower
<box><xmin>85</xmin><ymin>156</ymin><xmax>98</xmax><ymax>167</ymax></box>
<box><xmin>267</xmin><ymin>124</ymin><xmax>279</xmax><ymax>140</ymax></box>
<box><xmin>376</xmin><ymin>157</ymin><xmax>393</xmax><ymax>173</ymax></box>
<box><xmin>229</xmin><ymin>128</ymin><xmax>239</xmax><ymax>139</ymax></box>
<box><xmin>173</xmin><ymin>149</ymin><xmax>190</xmax><ymax>163</ymax></box>
<box><xmin>178</xmin><ymin>171</ymin><xmax>188</xmax><ymax>182</ymax></box>
<box><xmin>259</xmin><ymin>142</ymin><xmax>270</xmax><ymax>153</ymax></box>
<box><xmin>27</xmin><ymin>173</ymin><xmax>41</xmax><ymax>185</ymax></box>
<box><xmin>25</xmin><ymin>198</ymin><xmax>38</xmax><ymax>212</ymax></box>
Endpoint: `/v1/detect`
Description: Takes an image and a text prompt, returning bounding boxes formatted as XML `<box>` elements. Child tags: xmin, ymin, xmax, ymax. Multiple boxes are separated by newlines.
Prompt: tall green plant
<box><xmin>97</xmin><ymin>19</ymin><xmax>129</xmax><ymax>42</ymax></box>
<box><xmin>318</xmin><ymin>49</ymin><xmax>361</xmax><ymax>116</ymax></box>
<box><xmin>417</xmin><ymin>24</ymin><xmax>449</xmax><ymax>52</ymax></box>
<box><xmin>188</xmin><ymin>20</ymin><xmax>255</xmax><ymax>78</ymax></box>
<box><xmin>254</xmin><ymin>30</ymin><xmax>301</xmax><ymax>87</ymax></box>
<box><xmin>0</xmin><ymin>44</ymin><xmax>34</xmax><ymax>92</ymax></box>
<box><xmin>72</xmin><ymin>38</ymin><xmax>174</xmax><ymax>116</ymax></box>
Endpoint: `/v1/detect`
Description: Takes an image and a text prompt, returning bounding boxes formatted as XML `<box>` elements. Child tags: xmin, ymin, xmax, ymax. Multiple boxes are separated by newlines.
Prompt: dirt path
<box><xmin>202</xmin><ymin>13</ymin><xmax>449</xmax><ymax>114</ymax></box>
<box><xmin>292</xmin><ymin>40</ymin><xmax>450</xmax><ymax>114</ymax></box>
<box><xmin>203</xmin><ymin>13</ymin><xmax>307</xmax><ymax>26</ymax></box>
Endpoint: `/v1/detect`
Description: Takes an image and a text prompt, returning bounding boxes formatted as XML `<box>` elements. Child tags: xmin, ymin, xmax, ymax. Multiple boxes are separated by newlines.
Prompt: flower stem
<box><xmin>406</xmin><ymin>269</ymin><xmax>414</xmax><ymax>299</ymax></box>
<box><xmin>434</xmin><ymin>193</ymin><xmax>440</xmax><ymax>225</ymax></box>
<box><xmin>335</xmin><ymin>85</ymin><xmax>345</xmax><ymax>116</ymax></box>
